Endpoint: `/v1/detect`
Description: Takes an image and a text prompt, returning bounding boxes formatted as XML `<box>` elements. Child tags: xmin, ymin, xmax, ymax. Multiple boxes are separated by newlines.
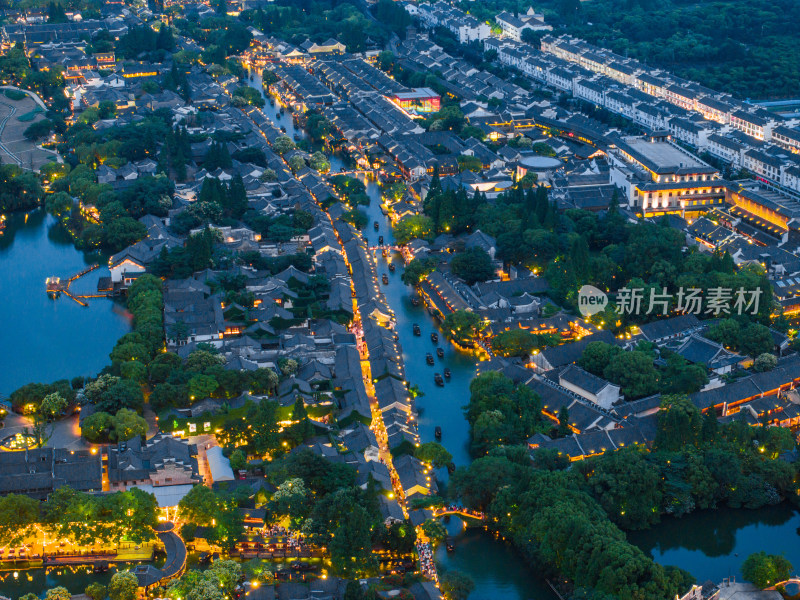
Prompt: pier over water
<box><xmin>45</xmin><ymin>263</ymin><xmax>106</xmax><ymax>306</ymax></box>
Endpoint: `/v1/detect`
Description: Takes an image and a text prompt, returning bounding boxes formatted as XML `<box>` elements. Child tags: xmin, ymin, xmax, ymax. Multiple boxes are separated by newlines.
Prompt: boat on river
<box><xmin>431</xmin><ymin>332</ymin><xmax>438</xmax><ymax>343</ymax></box>
<box><xmin>436</xmin><ymin>347</ymin><xmax>444</xmax><ymax>358</ymax></box>
<box><xmin>413</xmin><ymin>323</ymin><xmax>421</xmax><ymax>336</ymax></box>
<box><xmin>374</xmin><ymin>221</ymin><xmax>380</xmax><ymax>230</ymax></box>
<box><xmin>382</xmin><ymin>274</ymin><xmax>389</xmax><ymax>285</ymax></box>
<box><xmin>444</xmin><ymin>368</ymin><xmax>451</xmax><ymax>380</ymax></box>
<box><xmin>280</xmin><ymin>125</ymin><xmax>286</xmax><ymax>133</ymax></box>
<box><xmin>435</xmin><ymin>426</ymin><xmax>442</xmax><ymax>439</ymax></box>
<box><xmin>93</xmin><ymin>561</ymin><xmax>109</xmax><ymax>573</ymax></box>
<box><xmin>434</xmin><ymin>373</ymin><xmax>444</xmax><ymax>386</ymax></box>
<box><xmin>411</xmin><ymin>297</ymin><xmax>420</xmax><ymax>306</ymax></box>
<box><xmin>426</xmin><ymin>353</ymin><xmax>434</xmax><ymax>365</ymax></box>
<box><xmin>378</xmin><ymin>235</ymin><xmax>384</xmax><ymax>245</ymax></box>
<box><xmin>388</xmin><ymin>262</ymin><xmax>396</xmax><ymax>272</ymax></box>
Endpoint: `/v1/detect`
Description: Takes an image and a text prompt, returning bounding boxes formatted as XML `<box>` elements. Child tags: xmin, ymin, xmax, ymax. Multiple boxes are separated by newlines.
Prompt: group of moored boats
<box><xmin>414</xmin><ymin>324</ymin><xmax>450</xmax><ymax>386</ymax></box>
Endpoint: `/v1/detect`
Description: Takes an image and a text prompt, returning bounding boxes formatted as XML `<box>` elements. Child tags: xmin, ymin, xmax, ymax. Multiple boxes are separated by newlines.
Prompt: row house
<box><xmin>667</xmin><ymin>117</ymin><xmax>714</xmax><ymax>150</ymax></box>
<box><xmin>737</xmin><ymin>147</ymin><xmax>800</xmax><ymax>194</ymax></box>
<box><xmin>730</xmin><ymin>110</ymin><xmax>776</xmax><ymax>142</ymax></box>
<box><xmin>415</xmin><ymin>1</ymin><xmax>489</xmax><ymax>43</ymax></box>
<box><xmin>495</xmin><ymin>9</ymin><xmax>551</xmax><ymax>42</ymax></box>
<box><xmin>785</xmin><ymin>166</ymin><xmax>800</xmax><ymax>194</ymax></box>
<box><xmin>773</xmin><ymin>126</ymin><xmax>800</xmax><ymax>154</ymax></box>
<box><xmin>632</xmin><ymin>102</ymin><xmax>669</xmax><ymax>130</ymax></box>
<box><xmin>743</xmin><ymin>148</ymin><xmax>786</xmax><ymax>184</ymax></box>
<box><xmin>537</xmin><ymin>33</ymin><xmax>800</xmax><ymax>155</ymax></box>
<box><xmin>545</xmin><ymin>66</ymin><xmax>575</xmax><ymax>92</ymax></box>
<box><xmin>636</xmin><ymin>73</ymin><xmax>669</xmax><ymax>99</ymax></box>
<box><xmin>573</xmin><ymin>77</ymin><xmax>605</xmax><ymax>106</ymax></box>
<box><xmin>575</xmin><ymin>50</ymin><xmax>606</xmax><ymax>74</ymax></box>
<box><xmin>540</xmin><ymin>35</ymin><xmax>585</xmax><ymax>64</ymax></box>
<box><xmin>604</xmin><ymin>90</ymin><xmax>637</xmax><ymax>120</ymax></box>
<box><xmin>606</xmin><ymin>61</ymin><xmax>637</xmax><ymax>86</ymax></box>
<box><xmin>664</xmin><ymin>84</ymin><xmax>698</xmax><ymax>111</ymax></box>
<box><xmin>453</xmin><ymin>15</ymin><xmax>491</xmax><ymax>43</ymax></box>
<box><xmin>697</xmin><ymin>96</ymin><xmax>734</xmax><ymax>125</ymax></box>
<box><xmin>521</xmin><ymin>56</ymin><xmax>549</xmax><ymax>83</ymax></box>
<box><xmin>707</xmin><ymin>133</ymin><xmax>746</xmax><ymax>169</ymax></box>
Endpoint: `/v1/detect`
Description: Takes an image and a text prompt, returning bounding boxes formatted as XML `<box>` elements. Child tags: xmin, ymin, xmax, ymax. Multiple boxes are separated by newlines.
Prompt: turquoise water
<box><xmin>0</xmin><ymin>210</ymin><xmax>131</xmax><ymax>397</ymax></box>
<box><xmin>629</xmin><ymin>503</ymin><xmax>800</xmax><ymax>583</ymax></box>
<box><xmin>0</xmin><ymin>559</ymin><xmax>164</xmax><ymax>597</ymax></box>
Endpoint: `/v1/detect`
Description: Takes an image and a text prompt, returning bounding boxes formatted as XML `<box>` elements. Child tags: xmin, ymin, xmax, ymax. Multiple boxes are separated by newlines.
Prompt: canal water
<box><xmin>357</xmin><ymin>179</ymin><xmax>478</xmax><ymax>468</ymax></box>
<box><xmin>0</xmin><ymin>559</ymin><xmax>165</xmax><ymax>597</ymax></box>
<box><xmin>358</xmin><ymin>178</ymin><xmax>562</xmax><ymax>600</ymax></box>
<box><xmin>0</xmin><ymin>210</ymin><xmax>131</xmax><ymax>397</ymax></box>
<box><xmin>247</xmin><ymin>69</ymin><xmax>306</xmax><ymax>141</ymax></box>
<box><xmin>438</xmin><ymin>517</ymin><xmax>557</xmax><ymax>600</ymax></box>
<box><xmin>628</xmin><ymin>503</ymin><xmax>800</xmax><ymax>584</ymax></box>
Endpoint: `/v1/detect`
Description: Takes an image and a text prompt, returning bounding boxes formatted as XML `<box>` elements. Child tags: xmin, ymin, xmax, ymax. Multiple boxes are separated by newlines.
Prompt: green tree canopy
<box><xmin>0</xmin><ymin>494</ymin><xmax>40</xmax><ymax>546</ymax></box>
<box><xmin>393</xmin><ymin>214</ymin><xmax>435</xmax><ymax>245</ymax></box>
<box><xmin>450</xmin><ymin>247</ymin><xmax>495</xmax><ymax>285</ymax></box>
<box><xmin>401</xmin><ymin>257</ymin><xmax>438</xmax><ymax>286</ymax></box>
<box><xmin>442</xmin><ymin>310</ymin><xmax>486</xmax><ymax>348</ymax></box>
<box><xmin>45</xmin><ymin>588</ymin><xmax>72</xmax><ymax>600</ymax></box>
<box><xmin>741</xmin><ymin>552</ymin><xmax>792</xmax><ymax>589</ymax></box>
<box><xmin>108</xmin><ymin>571</ymin><xmax>139</xmax><ymax>600</ymax></box>
<box><xmin>440</xmin><ymin>570</ymin><xmax>475</xmax><ymax>600</ymax></box>
<box><xmin>654</xmin><ymin>395</ymin><xmax>702</xmax><ymax>452</ymax></box>
<box><xmin>464</xmin><ymin>372</ymin><xmax>543</xmax><ymax>456</ymax></box>
<box><xmin>415</xmin><ymin>441</ymin><xmax>453</xmax><ymax>469</ymax></box>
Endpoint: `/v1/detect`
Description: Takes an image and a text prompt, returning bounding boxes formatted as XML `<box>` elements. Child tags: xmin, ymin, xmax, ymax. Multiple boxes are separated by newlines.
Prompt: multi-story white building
<box><xmin>696</xmin><ymin>96</ymin><xmax>734</xmax><ymax>125</ymax></box>
<box><xmin>573</xmin><ymin>78</ymin><xmax>605</xmax><ymax>106</ymax></box>
<box><xmin>667</xmin><ymin>117</ymin><xmax>713</xmax><ymax>150</ymax></box>
<box><xmin>707</xmin><ymin>134</ymin><xmax>746</xmax><ymax>169</ymax></box>
<box><xmin>415</xmin><ymin>1</ymin><xmax>489</xmax><ymax>43</ymax></box>
<box><xmin>495</xmin><ymin>9</ymin><xmax>551</xmax><ymax>41</ymax></box>
<box><xmin>608</xmin><ymin>135</ymin><xmax>725</xmax><ymax>215</ymax></box>
<box><xmin>743</xmin><ymin>148</ymin><xmax>785</xmax><ymax>183</ymax></box>
<box><xmin>664</xmin><ymin>85</ymin><xmax>697</xmax><ymax>111</ymax></box>
<box><xmin>730</xmin><ymin>110</ymin><xmax>775</xmax><ymax>141</ymax></box>
<box><xmin>773</xmin><ymin>126</ymin><xmax>800</xmax><ymax>154</ymax></box>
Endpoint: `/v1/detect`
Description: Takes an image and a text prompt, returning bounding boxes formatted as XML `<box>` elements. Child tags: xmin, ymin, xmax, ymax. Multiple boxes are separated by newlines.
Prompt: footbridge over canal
<box><xmin>133</xmin><ymin>522</ymin><xmax>187</xmax><ymax>593</ymax></box>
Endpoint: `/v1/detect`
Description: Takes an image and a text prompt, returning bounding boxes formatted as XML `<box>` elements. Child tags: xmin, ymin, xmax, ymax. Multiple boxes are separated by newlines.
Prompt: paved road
<box><xmin>2</xmin><ymin>411</ymin><xmax>89</xmax><ymax>450</ymax></box>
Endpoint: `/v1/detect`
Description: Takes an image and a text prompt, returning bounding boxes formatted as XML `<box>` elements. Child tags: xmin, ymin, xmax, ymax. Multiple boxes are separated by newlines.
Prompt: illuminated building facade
<box><xmin>724</xmin><ymin>181</ymin><xmax>800</xmax><ymax>239</ymax></box>
<box><xmin>387</xmin><ymin>88</ymin><xmax>441</xmax><ymax>114</ymax></box>
<box><xmin>609</xmin><ymin>135</ymin><xmax>725</xmax><ymax>216</ymax></box>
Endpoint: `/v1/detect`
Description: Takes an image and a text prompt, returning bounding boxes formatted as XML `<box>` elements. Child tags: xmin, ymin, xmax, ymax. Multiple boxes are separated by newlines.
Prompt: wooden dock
<box><xmin>45</xmin><ymin>264</ymin><xmax>108</xmax><ymax>306</ymax></box>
